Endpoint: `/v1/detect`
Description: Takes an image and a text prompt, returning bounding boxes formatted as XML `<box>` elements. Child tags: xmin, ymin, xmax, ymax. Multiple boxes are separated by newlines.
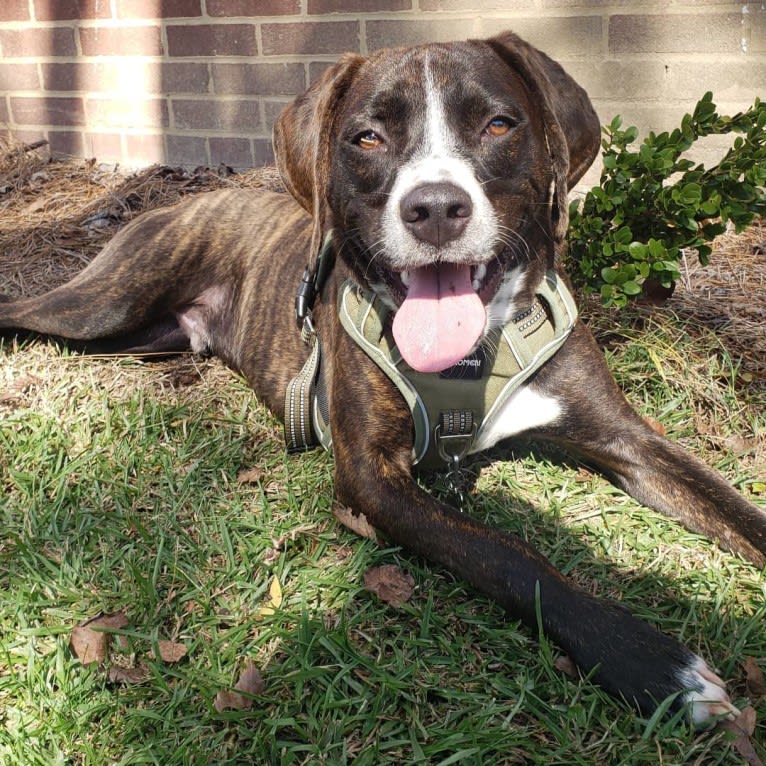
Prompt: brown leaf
<box><xmin>214</xmin><ymin>661</ymin><xmax>265</xmax><ymax>712</ymax></box>
<box><xmin>363</xmin><ymin>564</ymin><xmax>415</xmax><ymax>607</ymax></box>
<box><xmin>237</xmin><ymin>466</ymin><xmax>265</xmax><ymax>484</ymax></box>
<box><xmin>70</xmin><ymin>611</ymin><xmax>129</xmax><ymax>665</ymax></box>
<box><xmin>107</xmin><ymin>663</ymin><xmax>151</xmax><ymax>684</ymax></box>
<box><xmin>719</xmin><ymin>707</ymin><xmax>763</xmax><ymax>766</ymax></box>
<box><xmin>553</xmin><ymin>655</ymin><xmax>578</xmax><ymax>678</ymax></box>
<box><xmin>334</xmin><ymin>506</ymin><xmax>379</xmax><ymax>543</ymax></box>
<box><xmin>150</xmin><ymin>640</ymin><xmax>188</xmax><ymax>663</ymax></box>
<box><xmin>744</xmin><ymin>657</ymin><xmax>766</xmax><ymax>699</ymax></box>
<box><xmin>0</xmin><ymin>375</ymin><xmax>37</xmax><ymax>405</ymax></box>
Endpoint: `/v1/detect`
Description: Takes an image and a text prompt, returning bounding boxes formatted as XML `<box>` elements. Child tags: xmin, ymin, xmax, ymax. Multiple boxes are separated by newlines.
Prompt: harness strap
<box><xmin>283</xmin><ymin>231</ymin><xmax>335</xmax><ymax>452</ymax></box>
<box><xmin>284</xmin><ymin>318</ymin><xmax>321</xmax><ymax>453</ymax></box>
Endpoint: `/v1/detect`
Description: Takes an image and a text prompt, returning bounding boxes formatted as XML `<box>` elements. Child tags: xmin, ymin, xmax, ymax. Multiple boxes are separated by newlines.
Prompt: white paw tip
<box><xmin>680</xmin><ymin>656</ymin><xmax>740</xmax><ymax>726</ymax></box>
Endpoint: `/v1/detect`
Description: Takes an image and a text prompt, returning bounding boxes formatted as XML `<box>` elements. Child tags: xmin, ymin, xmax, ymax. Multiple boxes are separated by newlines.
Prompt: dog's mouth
<box><xmin>382</xmin><ymin>259</ymin><xmax>504</xmax><ymax>374</ymax></box>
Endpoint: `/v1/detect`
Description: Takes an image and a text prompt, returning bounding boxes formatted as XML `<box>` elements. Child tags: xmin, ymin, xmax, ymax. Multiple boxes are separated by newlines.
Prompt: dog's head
<box><xmin>274</xmin><ymin>31</ymin><xmax>600</xmax><ymax>373</ymax></box>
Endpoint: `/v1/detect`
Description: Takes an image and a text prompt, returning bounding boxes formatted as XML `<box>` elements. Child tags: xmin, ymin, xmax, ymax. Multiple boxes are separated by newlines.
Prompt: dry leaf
<box><xmin>553</xmin><ymin>655</ymin><xmax>578</xmax><ymax>678</ymax></box>
<box><xmin>214</xmin><ymin>661</ymin><xmax>265</xmax><ymax>712</ymax></box>
<box><xmin>259</xmin><ymin>576</ymin><xmax>283</xmax><ymax>617</ymax></box>
<box><xmin>237</xmin><ymin>466</ymin><xmax>265</xmax><ymax>484</ymax></box>
<box><xmin>108</xmin><ymin>663</ymin><xmax>151</xmax><ymax>684</ymax></box>
<box><xmin>150</xmin><ymin>640</ymin><xmax>188</xmax><ymax>663</ymax></box>
<box><xmin>262</xmin><ymin>535</ymin><xmax>286</xmax><ymax>565</ymax></box>
<box><xmin>334</xmin><ymin>506</ymin><xmax>379</xmax><ymax>543</ymax></box>
<box><xmin>0</xmin><ymin>375</ymin><xmax>37</xmax><ymax>405</ymax></box>
<box><xmin>744</xmin><ymin>657</ymin><xmax>766</xmax><ymax>699</ymax></box>
<box><xmin>70</xmin><ymin>611</ymin><xmax>129</xmax><ymax>665</ymax></box>
<box><xmin>363</xmin><ymin>565</ymin><xmax>414</xmax><ymax>607</ymax></box>
<box><xmin>719</xmin><ymin>707</ymin><xmax>763</xmax><ymax>766</ymax></box>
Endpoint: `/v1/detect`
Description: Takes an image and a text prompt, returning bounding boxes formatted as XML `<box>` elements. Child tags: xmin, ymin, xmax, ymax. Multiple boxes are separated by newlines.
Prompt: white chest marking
<box><xmin>471</xmin><ymin>386</ymin><xmax>562</xmax><ymax>453</ymax></box>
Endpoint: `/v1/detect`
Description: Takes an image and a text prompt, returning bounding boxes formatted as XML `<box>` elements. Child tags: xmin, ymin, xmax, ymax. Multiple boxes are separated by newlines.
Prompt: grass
<box><xmin>1</xmin><ymin>307</ymin><xmax>765</xmax><ymax>765</ymax></box>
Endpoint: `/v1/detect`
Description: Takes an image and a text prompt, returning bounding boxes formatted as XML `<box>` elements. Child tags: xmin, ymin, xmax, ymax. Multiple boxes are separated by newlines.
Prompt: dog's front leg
<box><xmin>328</xmin><ymin>330</ymin><xmax>737</xmax><ymax>725</ymax></box>
<box><xmin>532</xmin><ymin>325</ymin><xmax>766</xmax><ymax>568</ymax></box>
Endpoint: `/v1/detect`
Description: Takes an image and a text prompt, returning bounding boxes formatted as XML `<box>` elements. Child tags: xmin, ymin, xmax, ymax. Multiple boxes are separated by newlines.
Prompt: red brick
<box><xmin>0</xmin><ymin>28</ymin><xmax>78</xmax><ymax>58</ymax></box>
<box><xmin>167</xmin><ymin>24</ymin><xmax>257</xmax><ymax>57</ymax></box>
<box><xmin>609</xmin><ymin>14</ymin><xmax>741</xmax><ymax>55</ymax></box>
<box><xmin>85</xmin><ymin>131</ymin><xmax>124</xmax><ymax>162</ymax></box>
<box><xmin>309</xmin><ymin>0</ymin><xmax>410</xmax><ymax>12</ymax></box>
<box><xmin>117</xmin><ymin>0</ymin><xmax>202</xmax><ymax>19</ymax></box>
<box><xmin>262</xmin><ymin>21</ymin><xmax>360</xmax><ymax>56</ymax></box>
<box><xmin>43</xmin><ymin>62</ymin><xmax>164</xmax><ymax>93</ymax></box>
<box><xmin>253</xmin><ymin>138</ymin><xmax>275</xmax><ymax>166</ymax></box>
<box><xmin>10</xmin><ymin>129</ymin><xmax>51</xmax><ymax>149</ymax></box>
<box><xmin>366</xmin><ymin>19</ymin><xmax>477</xmax><ymax>51</ymax></box>
<box><xmin>42</xmin><ymin>63</ymin><xmax>85</xmax><ymax>92</ymax></box>
<box><xmin>79</xmin><ymin>26</ymin><xmax>164</xmax><ymax>57</ymax></box>
<box><xmin>211</xmin><ymin>62</ymin><xmax>304</xmax><ymax>96</ymax></box>
<box><xmin>172</xmin><ymin>98</ymin><xmax>260</xmax><ymax>131</ymax></box>
<box><xmin>477</xmin><ymin>16</ymin><xmax>603</xmax><ymax>58</ymax></box>
<box><xmin>35</xmin><ymin>0</ymin><xmax>112</xmax><ymax>20</ymax></box>
<box><xmin>0</xmin><ymin>64</ymin><xmax>41</xmax><ymax>92</ymax></box>
<box><xmin>165</xmin><ymin>133</ymin><xmax>209</xmax><ymax>166</ymax></box>
<box><xmin>162</xmin><ymin>62</ymin><xmax>210</xmax><ymax>94</ymax></box>
<box><xmin>86</xmin><ymin>97</ymin><xmax>169</xmax><ymax>129</ymax></box>
<box><xmin>308</xmin><ymin>60</ymin><xmax>334</xmax><ymax>84</ymax></box>
<box><xmin>209</xmin><ymin>137</ymin><xmax>253</xmax><ymax>169</ymax></box>
<box><xmin>48</xmin><ymin>130</ymin><xmax>86</xmax><ymax>158</ymax></box>
<box><xmin>0</xmin><ymin>0</ymin><xmax>30</xmax><ymax>21</ymax></box>
<box><xmin>207</xmin><ymin>0</ymin><xmax>299</xmax><ymax>16</ymax></box>
<box><xmin>11</xmin><ymin>96</ymin><xmax>86</xmax><ymax>127</ymax></box>
<box><xmin>263</xmin><ymin>99</ymin><xmax>289</xmax><ymax>131</ymax></box>
<box><xmin>421</xmin><ymin>0</ymin><xmax>528</xmax><ymax>8</ymax></box>
<box><xmin>125</xmin><ymin>133</ymin><xmax>166</xmax><ymax>166</ymax></box>
<box><xmin>0</xmin><ymin>99</ymin><xmax>9</xmax><ymax>125</ymax></box>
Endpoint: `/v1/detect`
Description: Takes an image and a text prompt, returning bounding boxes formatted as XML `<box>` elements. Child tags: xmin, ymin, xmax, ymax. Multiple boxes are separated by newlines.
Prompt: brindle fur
<box><xmin>1</xmin><ymin>31</ymin><xmax>764</xmax><ymax>720</ymax></box>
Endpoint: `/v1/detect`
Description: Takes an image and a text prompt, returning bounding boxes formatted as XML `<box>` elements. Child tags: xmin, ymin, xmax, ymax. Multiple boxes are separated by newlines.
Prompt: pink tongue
<box><xmin>392</xmin><ymin>263</ymin><xmax>486</xmax><ymax>373</ymax></box>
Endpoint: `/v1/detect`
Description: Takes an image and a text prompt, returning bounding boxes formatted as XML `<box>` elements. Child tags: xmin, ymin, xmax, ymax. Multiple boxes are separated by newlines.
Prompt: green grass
<box><xmin>1</xmin><ymin>312</ymin><xmax>764</xmax><ymax>765</ymax></box>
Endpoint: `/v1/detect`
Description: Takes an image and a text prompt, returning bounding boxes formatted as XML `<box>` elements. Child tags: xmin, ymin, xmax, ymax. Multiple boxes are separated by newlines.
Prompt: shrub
<box><xmin>567</xmin><ymin>93</ymin><xmax>766</xmax><ymax>307</ymax></box>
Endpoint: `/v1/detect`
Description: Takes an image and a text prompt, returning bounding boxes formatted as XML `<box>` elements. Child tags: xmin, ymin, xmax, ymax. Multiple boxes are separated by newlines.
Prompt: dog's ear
<box><xmin>274</xmin><ymin>53</ymin><xmax>366</xmax><ymax>260</ymax></box>
<box><xmin>485</xmin><ymin>31</ymin><xmax>601</xmax><ymax>244</ymax></box>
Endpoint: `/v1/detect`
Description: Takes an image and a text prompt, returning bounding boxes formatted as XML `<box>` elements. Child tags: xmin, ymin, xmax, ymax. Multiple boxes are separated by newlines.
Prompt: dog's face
<box><xmin>275</xmin><ymin>32</ymin><xmax>600</xmax><ymax>372</ymax></box>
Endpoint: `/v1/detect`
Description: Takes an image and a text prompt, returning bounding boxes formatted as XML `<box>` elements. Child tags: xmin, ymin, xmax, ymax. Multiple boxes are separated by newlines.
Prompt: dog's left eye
<box><xmin>484</xmin><ymin>117</ymin><xmax>514</xmax><ymax>137</ymax></box>
<box><xmin>354</xmin><ymin>130</ymin><xmax>384</xmax><ymax>150</ymax></box>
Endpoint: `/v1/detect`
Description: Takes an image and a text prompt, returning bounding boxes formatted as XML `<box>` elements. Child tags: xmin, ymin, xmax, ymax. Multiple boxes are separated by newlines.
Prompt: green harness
<box><xmin>284</xmin><ymin>269</ymin><xmax>578</xmax><ymax>471</ymax></box>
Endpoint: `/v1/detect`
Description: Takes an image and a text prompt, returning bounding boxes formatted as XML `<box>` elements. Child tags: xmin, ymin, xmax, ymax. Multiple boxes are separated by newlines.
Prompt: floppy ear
<box><xmin>485</xmin><ymin>31</ymin><xmax>601</xmax><ymax>245</ymax></box>
<box><xmin>273</xmin><ymin>53</ymin><xmax>366</xmax><ymax>261</ymax></box>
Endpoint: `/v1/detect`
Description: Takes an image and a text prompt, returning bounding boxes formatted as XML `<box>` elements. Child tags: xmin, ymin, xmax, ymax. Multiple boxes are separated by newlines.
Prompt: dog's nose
<box><xmin>399</xmin><ymin>182</ymin><xmax>473</xmax><ymax>247</ymax></box>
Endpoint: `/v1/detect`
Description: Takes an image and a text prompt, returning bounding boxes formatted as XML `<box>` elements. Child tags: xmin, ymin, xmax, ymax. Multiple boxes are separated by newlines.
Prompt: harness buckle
<box><xmin>434</xmin><ymin>419</ymin><xmax>477</xmax><ymax>469</ymax></box>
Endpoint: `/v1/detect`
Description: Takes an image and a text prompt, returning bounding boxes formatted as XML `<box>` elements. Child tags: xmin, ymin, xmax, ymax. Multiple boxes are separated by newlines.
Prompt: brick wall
<box><xmin>1</xmin><ymin>0</ymin><xmax>763</xmax><ymax>178</ymax></box>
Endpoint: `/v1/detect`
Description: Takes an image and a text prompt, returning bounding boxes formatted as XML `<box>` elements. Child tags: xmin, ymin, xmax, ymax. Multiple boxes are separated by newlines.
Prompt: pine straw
<box><xmin>0</xmin><ymin>137</ymin><xmax>285</xmax><ymax>297</ymax></box>
<box><xmin>1</xmin><ymin>136</ymin><xmax>764</xmax><ymax>388</ymax></box>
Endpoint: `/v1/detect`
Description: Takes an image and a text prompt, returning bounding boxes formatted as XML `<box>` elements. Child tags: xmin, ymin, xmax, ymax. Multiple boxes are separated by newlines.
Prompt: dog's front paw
<box><xmin>678</xmin><ymin>655</ymin><xmax>740</xmax><ymax>726</ymax></box>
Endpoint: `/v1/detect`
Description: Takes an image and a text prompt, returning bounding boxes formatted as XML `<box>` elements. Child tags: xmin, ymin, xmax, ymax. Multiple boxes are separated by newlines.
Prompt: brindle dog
<box><xmin>2</xmin><ymin>31</ymin><xmax>764</xmax><ymax>724</ymax></box>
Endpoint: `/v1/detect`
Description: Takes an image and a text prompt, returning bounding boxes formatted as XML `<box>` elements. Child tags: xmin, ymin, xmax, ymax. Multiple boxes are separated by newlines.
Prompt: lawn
<box><xmin>1</xmin><ymin>145</ymin><xmax>764</xmax><ymax>765</ymax></box>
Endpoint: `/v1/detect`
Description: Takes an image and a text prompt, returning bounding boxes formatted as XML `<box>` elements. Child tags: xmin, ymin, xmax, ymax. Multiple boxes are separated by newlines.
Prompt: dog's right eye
<box><xmin>484</xmin><ymin>117</ymin><xmax>514</xmax><ymax>137</ymax></box>
<box><xmin>353</xmin><ymin>130</ymin><xmax>384</xmax><ymax>150</ymax></box>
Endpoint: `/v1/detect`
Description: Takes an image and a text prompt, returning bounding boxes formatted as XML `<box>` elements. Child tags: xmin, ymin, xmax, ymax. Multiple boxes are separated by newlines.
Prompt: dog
<box><xmin>1</xmin><ymin>30</ymin><xmax>764</xmax><ymax>725</ymax></box>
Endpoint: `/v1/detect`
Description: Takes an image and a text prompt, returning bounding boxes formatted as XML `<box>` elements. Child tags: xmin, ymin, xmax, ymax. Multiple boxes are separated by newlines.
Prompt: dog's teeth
<box><xmin>401</xmin><ymin>271</ymin><xmax>410</xmax><ymax>287</ymax></box>
<box><xmin>472</xmin><ymin>264</ymin><xmax>486</xmax><ymax>292</ymax></box>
